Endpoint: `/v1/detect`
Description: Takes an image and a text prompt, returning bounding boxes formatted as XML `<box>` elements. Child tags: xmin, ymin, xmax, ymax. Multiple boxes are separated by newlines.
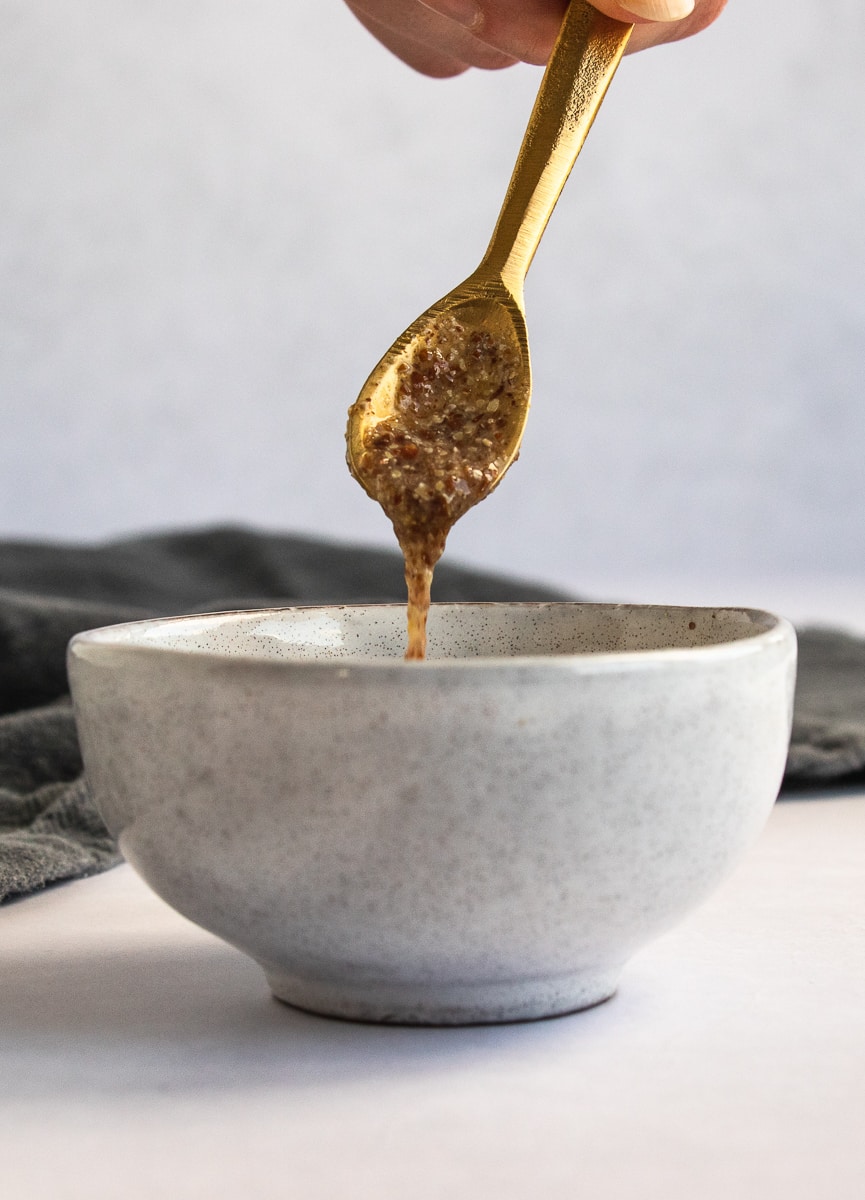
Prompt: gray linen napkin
<box><xmin>1</xmin><ymin>526</ymin><xmax>863</xmax><ymax>902</ymax></box>
<box><xmin>786</xmin><ymin>627</ymin><xmax>865</xmax><ymax>783</ymax></box>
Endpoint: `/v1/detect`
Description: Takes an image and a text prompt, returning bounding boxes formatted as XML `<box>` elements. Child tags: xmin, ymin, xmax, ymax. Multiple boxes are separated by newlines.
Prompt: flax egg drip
<box><xmin>352</xmin><ymin>313</ymin><xmax>522</xmax><ymax>659</ymax></box>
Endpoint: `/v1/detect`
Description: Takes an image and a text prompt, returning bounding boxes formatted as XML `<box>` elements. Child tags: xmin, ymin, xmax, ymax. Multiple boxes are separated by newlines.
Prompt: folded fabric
<box><xmin>1</xmin><ymin>526</ymin><xmax>863</xmax><ymax>903</ymax></box>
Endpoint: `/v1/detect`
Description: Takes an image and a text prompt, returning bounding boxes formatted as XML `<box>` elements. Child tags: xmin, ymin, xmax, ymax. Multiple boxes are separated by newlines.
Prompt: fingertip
<box><xmin>473</xmin><ymin>52</ymin><xmax>521</xmax><ymax>72</ymax></box>
<box><xmin>618</xmin><ymin>0</ymin><xmax>695</xmax><ymax>20</ymax></box>
<box><xmin>622</xmin><ymin>0</ymin><xmax>727</xmax><ymax>52</ymax></box>
<box><xmin>413</xmin><ymin>56</ymin><xmax>472</xmax><ymax>78</ymax></box>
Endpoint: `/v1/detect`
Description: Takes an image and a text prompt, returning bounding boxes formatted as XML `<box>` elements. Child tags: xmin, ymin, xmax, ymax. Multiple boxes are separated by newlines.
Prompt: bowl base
<box><xmin>263</xmin><ymin>967</ymin><xmax>620</xmax><ymax>1026</ymax></box>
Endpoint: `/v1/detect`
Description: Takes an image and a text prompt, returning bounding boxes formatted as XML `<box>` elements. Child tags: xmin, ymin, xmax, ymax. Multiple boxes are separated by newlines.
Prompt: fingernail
<box><xmin>417</xmin><ymin>0</ymin><xmax>483</xmax><ymax>31</ymax></box>
<box><xmin>620</xmin><ymin>0</ymin><xmax>695</xmax><ymax>20</ymax></box>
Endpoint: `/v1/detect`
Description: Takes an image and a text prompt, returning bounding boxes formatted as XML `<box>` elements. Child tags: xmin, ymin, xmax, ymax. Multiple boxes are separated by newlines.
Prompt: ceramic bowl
<box><xmin>68</xmin><ymin>602</ymin><xmax>796</xmax><ymax>1025</ymax></box>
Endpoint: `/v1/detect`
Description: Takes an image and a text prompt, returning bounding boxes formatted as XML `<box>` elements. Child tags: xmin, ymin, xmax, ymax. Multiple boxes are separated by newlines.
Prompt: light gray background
<box><xmin>2</xmin><ymin>0</ymin><xmax>863</xmax><ymax>609</ymax></box>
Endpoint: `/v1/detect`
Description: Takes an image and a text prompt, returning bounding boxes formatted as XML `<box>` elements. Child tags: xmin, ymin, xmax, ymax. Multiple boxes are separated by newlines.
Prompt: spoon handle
<box><xmin>478</xmin><ymin>1</ymin><xmax>632</xmax><ymax>292</ymax></box>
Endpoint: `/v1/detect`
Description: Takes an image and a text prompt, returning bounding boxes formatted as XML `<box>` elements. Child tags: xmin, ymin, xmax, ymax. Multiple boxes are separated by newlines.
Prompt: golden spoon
<box><xmin>346</xmin><ymin>1</ymin><xmax>633</xmax><ymax>658</ymax></box>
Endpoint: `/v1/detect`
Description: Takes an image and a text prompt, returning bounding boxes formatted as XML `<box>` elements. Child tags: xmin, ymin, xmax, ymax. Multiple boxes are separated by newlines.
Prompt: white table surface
<box><xmin>2</xmin><ymin>786</ymin><xmax>864</xmax><ymax>1199</ymax></box>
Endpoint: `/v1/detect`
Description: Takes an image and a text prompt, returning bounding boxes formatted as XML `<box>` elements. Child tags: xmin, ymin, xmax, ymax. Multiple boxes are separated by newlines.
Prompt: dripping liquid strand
<box><xmin>404</xmin><ymin>550</ymin><xmax>438</xmax><ymax>662</ymax></box>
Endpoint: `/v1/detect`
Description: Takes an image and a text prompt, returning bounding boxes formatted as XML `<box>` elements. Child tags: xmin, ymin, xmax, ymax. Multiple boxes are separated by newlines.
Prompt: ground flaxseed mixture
<box><xmin>353</xmin><ymin>312</ymin><xmax>521</xmax><ymax>658</ymax></box>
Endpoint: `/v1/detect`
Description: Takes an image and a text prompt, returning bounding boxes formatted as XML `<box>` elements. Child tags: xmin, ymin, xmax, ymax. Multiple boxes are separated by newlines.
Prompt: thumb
<box><xmin>591</xmin><ymin>1</ymin><xmax>696</xmax><ymax>19</ymax></box>
<box><xmin>589</xmin><ymin>0</ymin><xmax>728</xmax><ymax>54</ymax></box>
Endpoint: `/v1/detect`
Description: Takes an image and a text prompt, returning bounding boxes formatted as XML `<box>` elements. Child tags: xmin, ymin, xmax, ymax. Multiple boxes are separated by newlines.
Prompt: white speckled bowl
<box><xmin>68</xmin><ymin>603</ymin><xmax>796</xmax><ymax>1025</ymax></box>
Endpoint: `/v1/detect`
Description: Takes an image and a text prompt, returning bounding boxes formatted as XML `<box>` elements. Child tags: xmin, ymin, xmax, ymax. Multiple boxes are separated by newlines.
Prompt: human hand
<box><xmin>342</xmin><ymin>0</ymin><xmax>727</xmax><ymax>78</ymax></box>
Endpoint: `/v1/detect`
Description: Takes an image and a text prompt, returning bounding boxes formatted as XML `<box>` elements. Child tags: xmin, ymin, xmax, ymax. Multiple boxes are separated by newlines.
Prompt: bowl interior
<box><xmin>72</xmin><ymin>602</ymin><xmax>781</xmax><ymax>664</ymax></box>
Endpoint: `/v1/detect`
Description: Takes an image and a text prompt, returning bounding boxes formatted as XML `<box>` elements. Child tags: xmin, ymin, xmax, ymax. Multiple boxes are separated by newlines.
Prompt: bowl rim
<box><xmin>67</xmin><ymin>601</ymin><xmax>797</xmax><ymax>675</ymax></box>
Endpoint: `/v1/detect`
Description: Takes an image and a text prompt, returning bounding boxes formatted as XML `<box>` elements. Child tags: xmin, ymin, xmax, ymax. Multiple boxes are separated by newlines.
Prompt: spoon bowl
<box><xmin>346</xmin><ymin>285</ymin><xmax>529</xmax><ymax>506</ymax></box>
